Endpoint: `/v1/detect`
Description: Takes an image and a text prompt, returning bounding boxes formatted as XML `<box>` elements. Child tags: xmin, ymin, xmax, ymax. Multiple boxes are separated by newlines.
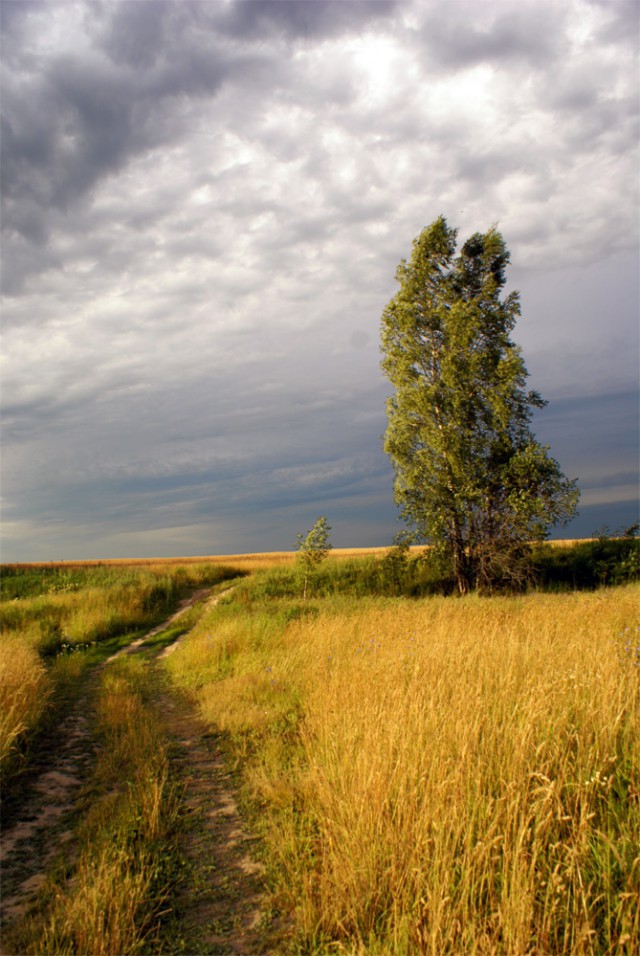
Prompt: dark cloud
<box><xmin>217</xmin><ymin>0</ymin><xmax>398</xmax><ymax>41</ymax></box>
<box><xmin>96</xmin><ymin>0</ymin><xmax>169</xmax><ymax>70</ymax></box>
<box><xmin>1</xmin><ymin>52</ymin><xmax>225</xmax><ymax>210</ymax></box>
<box><xmin>419</xmin><ymin>1</ymin><xmax>562</xmax><ymax>70</ymax></box>
<box><xmin>588</xmin><ymin>0</ymin><xmax>640</xmax><ymax>45</ymax></box>
<box><xmin>1</xmin><ymin>2</ymin><xmax>259</xmax><ymax>286</ymax></box>
<box><xmin>0</xmin><ymin>0</ymin><xmax>41</xmax><ymax>47</ymax></box>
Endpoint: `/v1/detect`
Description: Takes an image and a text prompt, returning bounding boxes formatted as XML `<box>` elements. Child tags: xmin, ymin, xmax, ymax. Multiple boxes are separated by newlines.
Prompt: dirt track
<box><xmin>157</xmin><ymin>690</ymin><xmax>273</xmax><ymax>955</ymax></box>
<box><xmin>1</xmin><ymin>586</ymin><xmax>278</xmax><ymax>955</ymax></box>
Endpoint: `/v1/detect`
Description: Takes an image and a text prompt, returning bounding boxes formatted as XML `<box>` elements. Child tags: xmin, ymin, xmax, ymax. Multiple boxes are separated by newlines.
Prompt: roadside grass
<box><xmin>6</xmin><ymin>655</ymin><xmax>179</xmax><ymax>956</ymax></box>
<box><xmin>0</xmin><ymin>637</ymin><xmax>51</xmax><ymax>781</ymax></box>
<box><xmin>166</xmin><ymin>582</ymin><xmax>640</xmax><ymax>954</ymax></box>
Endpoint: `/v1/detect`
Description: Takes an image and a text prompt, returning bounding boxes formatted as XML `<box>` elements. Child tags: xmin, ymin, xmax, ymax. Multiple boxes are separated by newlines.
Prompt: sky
<box><xmin>1</xmin><ymin>0</ymin><xmax>638</xmax><ymax>562</ymax></box>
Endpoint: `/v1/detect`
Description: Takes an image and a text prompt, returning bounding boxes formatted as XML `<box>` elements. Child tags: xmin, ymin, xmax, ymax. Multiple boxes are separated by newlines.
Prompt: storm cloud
<box><xmin>1</xmin><ymin>0</ymin><xmax>637</xmax><ymax>560</ymax></box>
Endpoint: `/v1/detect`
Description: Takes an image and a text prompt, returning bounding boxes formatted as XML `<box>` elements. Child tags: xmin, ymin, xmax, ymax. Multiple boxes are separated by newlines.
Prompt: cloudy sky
<box><xmin>1</xmin><ymin>0</ymin><xmax>638</xmax><ymax>561</ymax></box>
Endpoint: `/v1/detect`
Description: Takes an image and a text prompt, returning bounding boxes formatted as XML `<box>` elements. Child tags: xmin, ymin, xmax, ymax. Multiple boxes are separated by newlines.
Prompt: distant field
<box><xmin>1</xmin><ymin>547</ymin><xmax>400</xmax><ymax>577</ymax></box>
<box><xmin>3</xmin><ymin>546</ymin><xmax>391</xmax><ymax>566</ymax></box>
<box><xmin>2</xmin><ymin>538</ymin><xmax>592</xmax><ymax>571</ymax></box>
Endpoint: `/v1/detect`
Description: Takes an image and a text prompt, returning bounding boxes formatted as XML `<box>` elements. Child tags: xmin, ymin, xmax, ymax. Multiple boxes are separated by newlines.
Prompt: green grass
<box><xmin>216</xmin><ymin>536</ymin><xmax>639</xmax><ymax>604</ymax></box>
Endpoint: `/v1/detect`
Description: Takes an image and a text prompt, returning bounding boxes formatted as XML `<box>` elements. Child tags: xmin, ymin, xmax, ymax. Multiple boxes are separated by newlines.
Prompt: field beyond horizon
<box><xmin>1</xmin><ymin>538</ymin><xmax>592</xmax><ymax>570</ymax></box>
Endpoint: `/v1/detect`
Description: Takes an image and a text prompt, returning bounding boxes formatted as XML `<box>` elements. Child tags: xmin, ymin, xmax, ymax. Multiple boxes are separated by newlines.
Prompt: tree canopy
<box><xmin>381</xmin><ymin>216</ymin><xmax>579</xmax><ymax>594</ymax></box>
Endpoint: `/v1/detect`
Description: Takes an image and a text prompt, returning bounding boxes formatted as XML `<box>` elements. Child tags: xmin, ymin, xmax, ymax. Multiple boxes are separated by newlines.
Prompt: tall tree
<box><xmin>381</xmin><ymin>216</ymin><xmax>579</xmax><ymax>594</ymax></box>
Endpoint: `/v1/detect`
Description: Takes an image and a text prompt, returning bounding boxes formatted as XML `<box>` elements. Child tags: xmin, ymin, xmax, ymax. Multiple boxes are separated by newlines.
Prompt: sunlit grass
<box><xmin>167</xmin><ymin>584</ymin><xmax>639</xmax><ymax>954</ymax></box>
<box><xmin>0</xmin><ymin>636</ymin><xmax>51</xmax><ymax>778</ymax></box>
<box><xmin>0</xmin><ymin>564</ymin><xmax>241</xmax><ymax>653</ymax></box>
<box><xmin>3</xmin><ymin>549</ymin><xmax>635</xmax><ymax>953</ymax></box>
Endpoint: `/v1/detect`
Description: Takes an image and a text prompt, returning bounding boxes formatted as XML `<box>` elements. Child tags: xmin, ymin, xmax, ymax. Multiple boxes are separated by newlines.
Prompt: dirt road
<box><xmin>1</xmin><ymin>586</ymin><xmax>279</xmax><ymax>955</ymax></box>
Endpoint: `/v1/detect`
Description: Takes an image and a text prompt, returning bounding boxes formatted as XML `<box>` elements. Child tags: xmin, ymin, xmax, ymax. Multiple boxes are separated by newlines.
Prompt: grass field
<box><xmin>1</xmin><ymin>545</ymin><xmax>638</xmax><ymax>954</ymax></box>
<box><xmin>166</xmin><ymin>576</ymin><xmax>639</xmax><ymax>954</ymax></box>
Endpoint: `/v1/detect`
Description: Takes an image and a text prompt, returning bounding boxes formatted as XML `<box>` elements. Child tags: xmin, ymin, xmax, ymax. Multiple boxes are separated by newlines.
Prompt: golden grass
<box><xmin>36</xmin><ymin>846</ymin><xmax>158</xmax><ymax>956</ymax></box>
<box><xmin>0</xmin><ymin>637</ymin><xmax>51</xmax><ymax>778</ymax></box>
<box><xmin>168</xmin><ymin>585</ymin><xmax>639</xmax><ymax>954</ymax></box>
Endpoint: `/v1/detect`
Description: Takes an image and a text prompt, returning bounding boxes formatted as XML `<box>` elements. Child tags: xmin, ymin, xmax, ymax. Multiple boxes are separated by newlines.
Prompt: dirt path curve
<box><xmin>0</xmin><ymin>586</ymin><xmax>222</xmax><ymax>939</ymax></box>
<box><xmin>0</xmin><ymin>588</ymin><xmax>274</xmax><ymax>954</ymax></box>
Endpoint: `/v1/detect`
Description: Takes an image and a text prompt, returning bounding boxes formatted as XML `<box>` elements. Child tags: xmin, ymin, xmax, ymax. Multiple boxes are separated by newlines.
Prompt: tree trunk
<box><xmin>452</xmin><ymin>536</ymin><xmax>471</xmax><ymax>595</ymax></box>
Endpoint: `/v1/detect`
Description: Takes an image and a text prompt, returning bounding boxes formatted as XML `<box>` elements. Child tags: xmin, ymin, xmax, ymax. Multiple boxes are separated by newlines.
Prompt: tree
<box><xmin>296</xmin><ymin>516</ymin><xmax>332</xmax><ymax>599</ymax></box>
<box><xmin>381</xmin><ymin>216</ymin><xmax>579</xmax><ymax>594</ymax></box>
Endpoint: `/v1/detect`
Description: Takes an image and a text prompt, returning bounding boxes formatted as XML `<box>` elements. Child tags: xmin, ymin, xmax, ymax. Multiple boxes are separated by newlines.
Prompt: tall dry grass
<box><xmin>168</xmin><ymin>585</ymin><xmax>639</xmax><ymax>954</ymax></box>
<box><xmin>0</xmin><ymin>637</ymin><xmax>51</xmax><ymax>779</ymax></box>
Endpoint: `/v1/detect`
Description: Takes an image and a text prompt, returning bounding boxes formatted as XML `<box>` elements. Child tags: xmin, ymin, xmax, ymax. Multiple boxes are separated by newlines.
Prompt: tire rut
<box><xmin>157</xmin><ymin>690</ymin><xmax>278</xmax><ymax>955</ymax></box>
<box><xmin>0</xmin><ymin>704</ymin><xmax>96</xmax><ymax>927</ymax></box>
<box><xmin>156</xmin><ymin>584</ymin><xmax>282</xmax><ymax>953</ymax></box>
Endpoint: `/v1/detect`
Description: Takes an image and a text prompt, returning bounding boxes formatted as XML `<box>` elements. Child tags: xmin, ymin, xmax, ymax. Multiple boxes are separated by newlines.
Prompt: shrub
<box><xmin>533</xmin><ymin>533</ymin><xmax>640</xmax><ymax>590</ymax></box>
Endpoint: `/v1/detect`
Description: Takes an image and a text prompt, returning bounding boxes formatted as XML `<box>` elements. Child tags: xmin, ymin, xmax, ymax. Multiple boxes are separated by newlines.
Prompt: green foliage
<box><xmin>234</xmin><ymin>536</ymin><xmax>638</xmax><ymax>607</ymax></box>
<box><xmin>228</xmin><ymin>553</ymin><xmax>451</xmax><ymax>604</ymax></box>
<box><xmin>0</xmin><ymin>562</ymin><xmax>242</xmax><ymax>602</ymax></box>
<box><xmin>533</xmin><ymin>531</ymin><xmax>640</xmax><ymax>590</ymax></box>
<box><xmin>379</xmin><ymin>533</ymin><xmax>413</xmax><ymax>596</ymax></box>
<box><xmin>296</xmin><ymin>517</ymin><xmax>332</xmax><ymax>599</ymax></box>
<box><xmin>381</xmin><ymin>216</ymin><xmax>579</xmax><ymax>594</ymax></box>
<box><xmin>1</xmin><ymin>566</ymin><xmax>80</xmax><ymax>600</ymax></box>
